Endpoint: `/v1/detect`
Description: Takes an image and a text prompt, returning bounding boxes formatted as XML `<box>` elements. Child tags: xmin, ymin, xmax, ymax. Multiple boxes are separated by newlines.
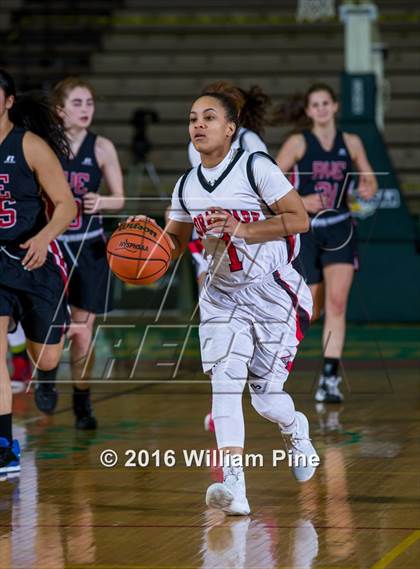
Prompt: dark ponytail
<box><xmin>271</xmin><ymin>93</ymin><xmax>311</xmax><ymax>130</ymax></box>
<box><xmin>272</xmin><ymin>82</ymin><xmax>338</xmax><ymax>131</ymax></box>
<box><xmin>239</xmin><ymin>85</ymin><xmax>271</xmax><ymax>137</ymax></box>
<box><xmin>200</xmin><ymin>81</ymin><xmax>271</xmax><ymax>138</ymax></box>
<box><xmin>0</xmin><ymin>70</ymin><xmax>69</xmax><ymax>158</ymax></box>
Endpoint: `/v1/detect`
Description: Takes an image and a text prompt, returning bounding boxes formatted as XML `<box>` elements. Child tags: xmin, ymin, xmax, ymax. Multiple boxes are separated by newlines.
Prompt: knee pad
<box><xmin>211</xmin><ymin>358</ymin><xmax>248</xmax><ymax>420</ymax></box>
<box><xmin>249</xmin><ymin>378</ymin><xmax>295</xmax><ymax>426</ymax></box>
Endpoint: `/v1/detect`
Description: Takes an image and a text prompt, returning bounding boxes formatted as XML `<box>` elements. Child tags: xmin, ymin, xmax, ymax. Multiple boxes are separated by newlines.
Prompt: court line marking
<box><xmin>370</xmin><ymin>530</ymin><xmax>420</xmax><ymax>569</ymax></box>
<box><xmin>1</xmin><ymin>523</ymin><xmax>419</xmax><ymax>531</ymax></box>
<box><xmin>61</xmin><ymin>565</ymin><xmax>370</xmax><ymax>569</ymax></box>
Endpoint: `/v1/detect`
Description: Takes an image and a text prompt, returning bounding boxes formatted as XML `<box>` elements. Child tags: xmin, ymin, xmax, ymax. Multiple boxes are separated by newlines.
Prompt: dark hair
<box><xmin>272</xmin><ymin>82</ymin><xmax>338</xmax><ymax>130</ymax></box>
<box><xmin>198</xmin><ymin>91</ymin><xmax>241</xmax><ymax>140</ymax></box>
<box><xmin>0</xmin><ymin>69</ymin><xmax>16</xmax><ymax>98</ymax></box>
<box><xmin>201</xmin><ymin>81</ymin><xmax>270</xmax><ymax>137</ymax></box>
<box><xmin>0</xmin><ymin>69</ymin><xmax>70</xmax><ymax>158</ymax></box>
<box><xmin>239</xmin><ymin>85</ymin><xmax>271</xmax><ymax>137</ymax></box>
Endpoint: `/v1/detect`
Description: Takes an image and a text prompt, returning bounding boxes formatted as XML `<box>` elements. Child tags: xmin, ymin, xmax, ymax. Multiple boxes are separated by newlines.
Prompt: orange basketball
<box><xmin>106</xmin><ymin>218</ymin><xmax>172</xmax><ymax>285</ymax></box>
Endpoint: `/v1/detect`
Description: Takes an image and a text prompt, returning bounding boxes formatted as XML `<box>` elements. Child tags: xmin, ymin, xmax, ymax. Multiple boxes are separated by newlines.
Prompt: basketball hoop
<box><xmin>296</xmin><ymin>0</ymin><xmax>336</xmax><ymax>21</ymax></box>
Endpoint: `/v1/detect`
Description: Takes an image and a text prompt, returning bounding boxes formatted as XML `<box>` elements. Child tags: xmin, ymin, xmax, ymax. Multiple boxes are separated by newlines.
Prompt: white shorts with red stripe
<box><xmin>199</xmin><ymin>264</ymin><xmax>312</xmax><ymax>387</ymax></box>
<box><xmin>188</xmin><ymin>237</ymin><xmax>209</xmax><ymax>278</ymax></box>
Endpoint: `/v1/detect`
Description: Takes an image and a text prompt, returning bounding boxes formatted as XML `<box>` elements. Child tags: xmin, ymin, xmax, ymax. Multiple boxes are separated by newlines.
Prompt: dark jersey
<box><xmin>291</xmin><ymin>129</ymin><xmax>354</xmax><ymax>216</ymax></box>
<box><xmin>0</xmin><ymin>126</ymin><xmax>47</xmax><ymax>243</ymax></box>
<box><xmin>60</xmin><ymin>131</ymin><xmax>103</xmax><ymax>239</ymax></box>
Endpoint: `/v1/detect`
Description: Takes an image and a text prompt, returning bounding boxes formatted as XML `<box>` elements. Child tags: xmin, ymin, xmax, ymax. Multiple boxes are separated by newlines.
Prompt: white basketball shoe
<box><xmin>206</xmin><ymin>464</ymin><xmax>251</xmax><ymax>516</ymax></box>
<box><xmin>281</xmin><ymin>411</ymin><xmax>319</xmax><ymax>482</ymax></box>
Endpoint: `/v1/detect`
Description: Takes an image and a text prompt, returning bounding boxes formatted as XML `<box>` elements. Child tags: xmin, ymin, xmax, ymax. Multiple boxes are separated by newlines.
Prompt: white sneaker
<box><xmin>206</xmin><ymin>465</ymin><xmax>251</xmax><ymax>516</ymax></box>
<box><xmin>282</xmin><ymin>412</ymin><xmax>319</xmax><ymax>482</ymax></box>
<box><xmin>315</xmin><ymin>375</ymin><xmax>344</xmax><ymax>403</ymax></box>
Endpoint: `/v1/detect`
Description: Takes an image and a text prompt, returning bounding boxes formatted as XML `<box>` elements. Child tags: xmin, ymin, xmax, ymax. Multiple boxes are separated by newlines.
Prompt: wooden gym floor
<box><xmin>1</xmin><ymin>323</ymin><xmax>419</xmax><ymax>569</ymax></box>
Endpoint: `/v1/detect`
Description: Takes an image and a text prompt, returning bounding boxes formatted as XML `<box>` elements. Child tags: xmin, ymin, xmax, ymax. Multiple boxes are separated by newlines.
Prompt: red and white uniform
<box><xmin>188</xmin><ymin>128</ymin><xmax>268</xmax><ymax>278</ymax></box>
<box><xmin>170</xmin><ymin>148</ymin><xmax>312</xmax><ymax>384</ymax></box>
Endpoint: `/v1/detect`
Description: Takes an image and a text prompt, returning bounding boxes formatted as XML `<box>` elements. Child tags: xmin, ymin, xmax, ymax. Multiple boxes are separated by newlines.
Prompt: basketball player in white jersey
<box><xmin>188</xmin><ymin>82</ymin><xmax>269</xmax><ymax>290</ymax></box>
<box><xmin>187</xmin><ymin>82</ymin><xmax>271</xmax><ymax>432</ymax></box>
<box><xmin>133</xmin><ymin>91</ymin><xmax>319</xmax><ymax>515</ymax></box>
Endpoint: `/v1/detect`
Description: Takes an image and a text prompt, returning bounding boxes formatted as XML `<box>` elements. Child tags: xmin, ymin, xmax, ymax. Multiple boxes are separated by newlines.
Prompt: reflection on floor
<box><xmin>1</xmin><ymin>324</ymin><xmax>419</xmax><ymax>568</ymax></box>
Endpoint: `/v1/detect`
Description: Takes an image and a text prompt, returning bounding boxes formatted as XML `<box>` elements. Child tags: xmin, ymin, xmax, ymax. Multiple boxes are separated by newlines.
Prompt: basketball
<box><xmin>106</xmin><ymin>218</ymin><xmax>172</xmax><ymax>285</ymax></box>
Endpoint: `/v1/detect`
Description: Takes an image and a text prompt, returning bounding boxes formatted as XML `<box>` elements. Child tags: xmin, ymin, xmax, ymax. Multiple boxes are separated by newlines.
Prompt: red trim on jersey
<box><xmin>48</xmin><ymin>240</ymin><xmax>68</xmax><ymax>286</ymax></box>
<box><xmin>286</xmin><ymin>360</ymin><xmax>294</xmax><ymax>373</ymax></box>
<box><xmin>289</xmin><ymin>164</ymin><xmax>300</xmax><ymax>189</ymax></box>
<box><xmin>273</xmin><ymin>271</ymin><xmax>310</xmax><ymax>342</ymax></box>
<box><xmin>188</xmin><ymin>238</ymin><xmax>204</xmax><ymax>255</ymax></box>
<box><xmin>286</xmin><ymin>235</ymin><xmax>296</xmax><ymax>263</ymax></box>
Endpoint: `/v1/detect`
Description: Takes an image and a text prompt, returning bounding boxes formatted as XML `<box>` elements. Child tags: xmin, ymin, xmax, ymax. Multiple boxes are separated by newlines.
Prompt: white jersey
<box><xmin>169</xmin><ymin>148</ymin><xmax>299</xmax><ymax>290</ymax></box>
<box><xmin>188</xmin><ymin>127</ymin><xmax>268</xmax><ymax>167</ymax></box>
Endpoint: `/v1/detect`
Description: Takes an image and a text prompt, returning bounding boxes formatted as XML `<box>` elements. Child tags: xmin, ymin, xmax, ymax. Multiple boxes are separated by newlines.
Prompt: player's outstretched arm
<box><xmin>20</xmin><ymin>132</ymin><xmax>77</xmax><ymax>270</ymax></box>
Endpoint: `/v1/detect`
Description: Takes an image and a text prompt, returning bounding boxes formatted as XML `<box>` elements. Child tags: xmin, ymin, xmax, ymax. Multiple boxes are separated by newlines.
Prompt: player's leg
<box><xmin>294</xmin><ymin>230</ymin><xmax>324</xmax><ymax>322</ymax></box>
<box><xmin>39</xmin><ymin>236</ymin><xmax>109</xmax><ymax>427</ymax></box>
<box><xmin>8</xmin><ymin>322</ymin><xmax>32</xmax><ymax>393</ymax></box>
<box><xmin>315</xmin><ymin>263</ymin><xmax>353</xmax><ymax>404</ymax></box>
<box><xmin>26</xmin><ymin>338</ymin><xmax>64</xmax><ymax>374</ymax></box>
<box><xmin>205</xmin><ymin>356</ymin><xmax>251</xmax><ymax>516</ymax></box>
<box><xmin>309</xmin><ymin>282</ymin><xmax>324</xmax><ymax>322</ymax></box>
<box><xmin>249</xmin><ymin>268</ymin><xmax>319</xmax><ymax>482</ymax></box>
<box><xmin>67</xmin><ymin>306</ymin><xmax>97</xmax><ymax>429</ymax></box>
<box><xmin>199</xmin><ymin>289</ymin><xmax>253</xmax><ymax>515</ymax></box>
<box><xmin>0</xmin><ymin>317</ymin><xmax>21</xmax><ymax>478</ymax></box>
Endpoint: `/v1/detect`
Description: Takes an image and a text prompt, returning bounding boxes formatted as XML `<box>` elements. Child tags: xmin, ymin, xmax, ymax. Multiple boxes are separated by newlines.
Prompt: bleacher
<box><xmin>1</xmin><ymin>0</ymin><xmax>419</xmax><ymax>213</ymax></box>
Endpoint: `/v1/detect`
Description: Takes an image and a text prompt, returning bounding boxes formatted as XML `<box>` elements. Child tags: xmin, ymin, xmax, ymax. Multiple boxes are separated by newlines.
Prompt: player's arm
<box><xmin>275</xmin><ymin>133</ymin><xmax>305</xmax><ymax>174</ymax></box>
<box><xmin>21</xmin><ymin>132</ymin><xmax>77</xmax><ymax>270</ymax></box>
<box><xmin>85</xmin><ymin>136</ymin><xmax>125</xmax><ymax>213</ymax></box>
<box><xmin>276</xmin><ymin>133</ymin><xmax>322</xmax><ymax>214</ymax></box>
<box><xmin>207</xmin><ymin>190</ymin><xmax>309</xmax><ymax>245</ymax></box>
<box><xmin>344</xmin><ymin>133</ymin><xmax>378</xmax><ymax>200</ymax></box>
<box><xmin>165</xmin><ymin>219</ymin><xmax>194</xmax><ymax>260</ymax></box>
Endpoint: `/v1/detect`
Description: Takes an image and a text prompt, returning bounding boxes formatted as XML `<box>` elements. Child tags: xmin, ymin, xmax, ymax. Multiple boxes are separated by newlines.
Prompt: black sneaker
<box><xmin>34</xmin><ymin>382</ymin><xmax>58</xmax><ymax>414</ymax></box>
<box><xmin>73</xmin><ymin>389</ymin><xmax>97</xmax><ymax>430</ymax></box>
<box><xmin>315</xmin><ymin>375</ymin><xmax>344</xmax><ymax>404</ymax></box>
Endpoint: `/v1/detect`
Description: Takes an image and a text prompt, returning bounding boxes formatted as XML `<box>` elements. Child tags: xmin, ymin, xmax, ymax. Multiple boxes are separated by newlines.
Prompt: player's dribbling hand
<box><xmin>124</xmin><ymin>216</ymin><xmax>175</xmax><ymax>250</ymax></box>
<box><xmin>20</xmin><ymin>234</ymin><xmax>49</xmax><ymax>270</ymax></box>
<box><xmin>207</xmin><ymin>208</ymin><xmax>247</xmax><ymax>239</ymax></box>
<box><xmin>302</xmin><ymin>194</ymin><xmax>324</xmax><ymax>214</ymax></box>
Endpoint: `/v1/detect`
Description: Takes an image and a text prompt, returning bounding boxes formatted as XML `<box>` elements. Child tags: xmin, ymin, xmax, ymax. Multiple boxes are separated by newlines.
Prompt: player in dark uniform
<box><xmin>0</xmin><ymin>69</ymin><xmax>77</xmax><ymax>476</ymax></box>
<box><xmin>276</xmin><ymin>83</ymin><xmax>377</xmax><ymax>403</ymax></box>
<box><xmin>34</xmin><ymin>77</ymin><xmax>125</xmax><ymax>429</ymax></box>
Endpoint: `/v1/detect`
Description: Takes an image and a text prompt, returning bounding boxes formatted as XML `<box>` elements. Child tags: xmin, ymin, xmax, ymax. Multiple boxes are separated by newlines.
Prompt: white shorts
<box><xmin>199</xmin><ymin>264</ymin><xmax>313</xmax><ymax>388</ymax></box>
<box><xmin>188</xmin><ymin>237</ymin><xmax>209</xmax><ymax>279</ymax></box>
